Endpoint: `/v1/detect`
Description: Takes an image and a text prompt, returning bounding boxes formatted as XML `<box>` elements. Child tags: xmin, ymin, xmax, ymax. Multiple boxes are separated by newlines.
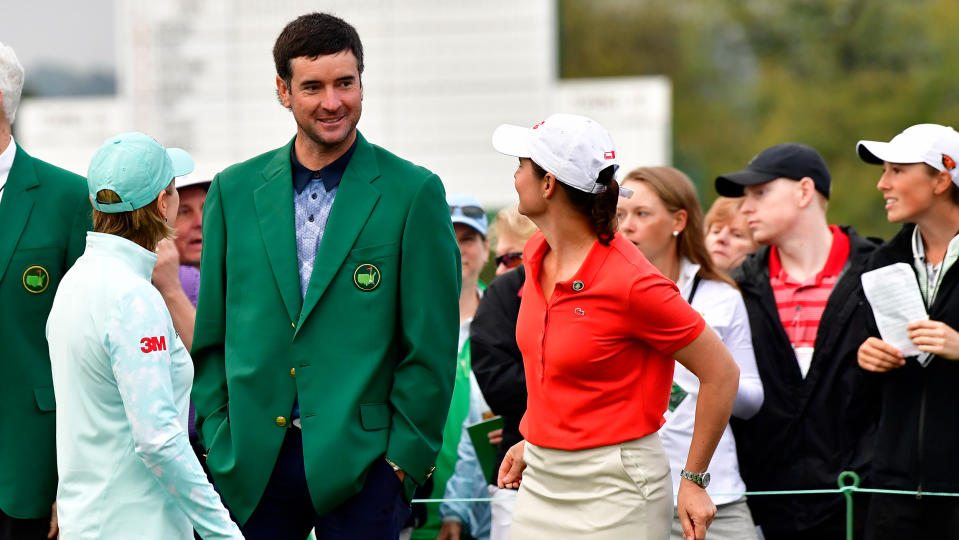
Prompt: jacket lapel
<box><xmin>254</xmin><ymin>139</ymin><xmax>302</xmax><ymax>324</ymax></box>
<box><xmin>297</xmin><ymin>133</ymin><xmax>380</xmax><ymax>332</ymax></box>
<box><xmin>0</xmin><ymin>145</ymin><xmax>38</xmax><ymax>284</ymax></box>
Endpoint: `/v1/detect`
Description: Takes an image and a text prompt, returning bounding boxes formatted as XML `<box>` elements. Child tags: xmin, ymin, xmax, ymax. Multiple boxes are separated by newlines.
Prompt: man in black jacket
<box><xmin>470</xmin><ymin>265</ymin><xmax>526</xmax><ymax>539</ymax></box>
<box><xmin>715</xmin><ymin>143</ymin><xmax>878</xmax><ymax>539</ymax></box>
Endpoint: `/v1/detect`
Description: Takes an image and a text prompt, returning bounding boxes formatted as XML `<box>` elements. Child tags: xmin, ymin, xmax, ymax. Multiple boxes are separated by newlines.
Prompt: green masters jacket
<box><xmin>0</xmin><ymin>143</ymin><xmax>90</xmax><ymax>518</ymax></box>
<box><xmin>192</xmin><ymin>133</ymin><xmax>461</xmax><ymax>524</ymax></box>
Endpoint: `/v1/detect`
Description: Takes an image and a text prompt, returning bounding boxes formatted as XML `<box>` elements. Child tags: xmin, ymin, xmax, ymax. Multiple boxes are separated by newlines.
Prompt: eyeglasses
<box><xmin>450</xmin><ymin>205</ymin><xmax>485</xmax><ymax>219</ymax></box>
<box><xmin>495</xmin><ymin>252</ymin><xmax>523</xmax><ymax>268</ymax></box>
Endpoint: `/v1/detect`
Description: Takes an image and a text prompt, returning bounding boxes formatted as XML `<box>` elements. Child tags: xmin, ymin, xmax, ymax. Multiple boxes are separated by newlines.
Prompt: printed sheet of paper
<box><xmin>860</xmin><ymin>263</ymin><xmax>928</xmax><ymax>360</ymax></box>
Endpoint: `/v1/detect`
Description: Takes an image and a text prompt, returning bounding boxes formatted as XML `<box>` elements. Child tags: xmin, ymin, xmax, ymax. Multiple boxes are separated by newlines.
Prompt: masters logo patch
<box><xmin>353</xmin><ymin>263</ymin><xmax>381</xmax><ymax>292</ymax></box>
<box><xmin>23</xmin><ymin>265</ymin><xmax>50</xmax><ymax>294</ymax></box>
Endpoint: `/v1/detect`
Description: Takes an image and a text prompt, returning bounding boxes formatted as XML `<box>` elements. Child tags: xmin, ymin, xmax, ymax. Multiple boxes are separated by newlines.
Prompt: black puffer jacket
<box><xmin>864</xmin><ymin>223</ymin><xmax>959</xmax><ymax>493</ymax></box>
<box><xmin>730</xmin><ymin>226</ymin><xmax>879</xmax><ymax>534</ymax></box>
<box><xmin>470</xmin><ymin>266</ymin><xmax>526</xmax><ymax>485</ymax></box>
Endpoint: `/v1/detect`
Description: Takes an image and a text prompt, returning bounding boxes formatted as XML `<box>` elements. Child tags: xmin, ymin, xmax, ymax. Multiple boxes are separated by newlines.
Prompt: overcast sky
<box><xmin>1</xmin><ymin>0</ymin><xmax>115</xmax><ymax>73</ymax></box>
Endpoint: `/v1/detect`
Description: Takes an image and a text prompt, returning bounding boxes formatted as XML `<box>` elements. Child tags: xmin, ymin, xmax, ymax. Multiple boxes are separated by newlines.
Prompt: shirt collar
<box><xmin>676</xmin><ymin>257</ymin><xmax>701</xmax><ymax>296</ymax></box>
<box><xmin>768</xmin><ymin>224</ymin><xmax>849</xmax><ymax>285</ymax></box>
<box><xmin>522</xmin><ymin>231</ymin><xmax>610</xmax><ymax>297</ymax></box>
<box><xmin>0</xmin><ymin>135</ymin><xmax>17</xmax><ymax>187</ymax></box>
<box><xmin>290</xmin><ymin>138</ymin><xmax>358</xmax><ymax>194</ymax></box>
<box><xmin>84</xmin><ymin>232</ymin><xmax>158</xmax><ymax>280</ymax></box>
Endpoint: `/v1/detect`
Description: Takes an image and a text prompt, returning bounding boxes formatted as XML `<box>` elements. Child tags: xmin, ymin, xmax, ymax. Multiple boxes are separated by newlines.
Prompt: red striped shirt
<box><xmin>768</xmin><ymin>225</ymin><xmax>849</xmax><ymax>348</ymax></box>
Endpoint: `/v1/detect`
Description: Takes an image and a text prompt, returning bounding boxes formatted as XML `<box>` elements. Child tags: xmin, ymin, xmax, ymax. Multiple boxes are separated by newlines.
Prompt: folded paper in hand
<box><xmin>860</xmin><ymin>262</ymin><xmax>930</xmax><ymax>366</ymax></box>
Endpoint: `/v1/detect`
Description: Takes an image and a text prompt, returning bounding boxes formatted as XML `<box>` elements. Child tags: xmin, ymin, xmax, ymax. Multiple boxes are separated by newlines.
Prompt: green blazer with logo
<box><xmin>192</xmin><ymin>133</ymin><xmax>461</xmax><ymax>524</ymax></box>
<box><xmin>0</xmin><ymin>144</ymin><xmax>90</xmax><ymax>518</ymax></box>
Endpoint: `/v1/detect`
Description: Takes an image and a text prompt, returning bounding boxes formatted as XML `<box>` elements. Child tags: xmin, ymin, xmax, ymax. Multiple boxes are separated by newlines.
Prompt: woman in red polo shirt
<box><xmin>491</xmin><ymin>114</ymin><xmax>739</xmax><ymax>540</ymax></box>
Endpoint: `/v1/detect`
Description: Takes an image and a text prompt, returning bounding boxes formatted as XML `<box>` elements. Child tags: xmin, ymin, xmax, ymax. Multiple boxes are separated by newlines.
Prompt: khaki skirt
<box><xmin>510</xmin><ymin>433</ymin><xmax>672</xmax><ymax>540</ymax></box>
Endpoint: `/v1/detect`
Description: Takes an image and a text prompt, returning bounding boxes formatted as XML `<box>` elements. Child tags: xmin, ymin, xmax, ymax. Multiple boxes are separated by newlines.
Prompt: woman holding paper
<box><xmin>856</xmin><ymin>123</ymin><xmax>959</xmax><ymax>539</ymax></box>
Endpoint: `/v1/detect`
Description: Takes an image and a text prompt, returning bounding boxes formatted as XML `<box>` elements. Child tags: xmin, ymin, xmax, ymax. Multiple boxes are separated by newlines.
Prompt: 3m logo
<box><xmin>140</xmin><ymin>336</ymin><xmax>167</xmax><ymax>353</ymax></box>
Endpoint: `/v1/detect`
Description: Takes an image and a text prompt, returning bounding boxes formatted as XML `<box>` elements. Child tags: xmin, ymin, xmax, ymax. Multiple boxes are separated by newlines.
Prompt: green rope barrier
<box><xmin>837</xmin><ymin>471</ymin><xmax>860</xmax><ymax>540</ymax></box>
<box><xmin>412</xmin><ymin>469</ymin><xmax>959</xmax><ymax>540</ymax></box>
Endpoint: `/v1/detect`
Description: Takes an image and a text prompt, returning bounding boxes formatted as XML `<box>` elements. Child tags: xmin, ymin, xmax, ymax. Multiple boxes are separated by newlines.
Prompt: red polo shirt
<box><xmin>768</xmin><ymin>225</ymin><xmax>850</xmax><ymax>348</ymax></box>
<box><xmin>516</xmin><ymin>232</ymin><xmax>705</xmax><ymax>450</ymax></box>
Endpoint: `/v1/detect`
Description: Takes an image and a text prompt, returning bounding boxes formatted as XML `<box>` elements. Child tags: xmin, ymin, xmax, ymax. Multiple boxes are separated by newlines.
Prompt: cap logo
<box><xmin>353</xmin><ymin>263</ymin><xmax>381</xmax><ymax>292</ymax></box>
<box><xmin>531</xmin><ymin>121</ymin><xmax>545</xmax><ymax>130</ymax></box>
<box><xmin>943</xmin><ymin>154</ymin><xmax>956</xmax><ymax>170</ymax></box>
<box><xmin>23</xmin><ymin>265</ymin><xmax>50</xmax><ymax>294</ymax></box>
<box><xmin>604</xmin><ymin>151</ymin><xmax>616</xmax><ymax>160</ymax></box>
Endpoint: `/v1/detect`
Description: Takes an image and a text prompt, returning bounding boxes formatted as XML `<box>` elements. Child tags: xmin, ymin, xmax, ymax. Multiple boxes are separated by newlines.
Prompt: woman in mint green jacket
<box><xmin>46</xmin><ymin>133</ymin><xmax>242</xmax><ymax>539</ymax></box>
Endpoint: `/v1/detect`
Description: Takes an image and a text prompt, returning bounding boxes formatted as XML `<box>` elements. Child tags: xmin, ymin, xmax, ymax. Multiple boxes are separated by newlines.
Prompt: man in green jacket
<box><xmin>191</xmin><ymin>13</ymin><xmax>461</xmax><ymax>540</ymax></box>
<box><xmin>0</xmin><ymin>42</ymin><xmax>90</xmax><ymax>539</ymax></box>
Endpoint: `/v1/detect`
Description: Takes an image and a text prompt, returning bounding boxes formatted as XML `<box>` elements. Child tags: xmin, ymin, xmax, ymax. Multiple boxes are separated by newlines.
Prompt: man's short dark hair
<box><xmin>273</xmin><ymin>13</ymin><xmax>364</xmax><ymax>85</ymax></box>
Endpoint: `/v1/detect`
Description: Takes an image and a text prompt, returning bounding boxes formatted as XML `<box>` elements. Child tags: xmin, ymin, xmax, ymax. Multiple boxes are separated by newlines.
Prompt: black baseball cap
<box><xmin>715</xmin><ymin>143</ymin><xmax>831</xmax><ymax>199</ymax></box>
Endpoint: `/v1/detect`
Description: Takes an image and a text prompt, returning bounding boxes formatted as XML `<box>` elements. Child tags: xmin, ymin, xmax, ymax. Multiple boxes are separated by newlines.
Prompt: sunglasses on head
<box><xmin>495</xmin><ymin>252</ymin><xmax>523</xmax><ymax>268</ymax></box>
<box><xmin>450</xmin><ymin>205</ymin><xmax>485</xmax><ymax>219</ymax></box>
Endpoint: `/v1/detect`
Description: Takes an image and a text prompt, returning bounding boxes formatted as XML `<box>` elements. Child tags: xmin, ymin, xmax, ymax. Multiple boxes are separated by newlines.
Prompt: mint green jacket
<box><xmin>192</xmin><ymin>133</ymin><xmax>461</xmax><ymax>524</ymax></box>
<box><xmin>47</xmin><ymin>233</ymin><xmax>241</xmax><ymax>539</ymax></box>
<box><xmin>0</xmin><ymin>144</ymin><xmax>90</xmax><ymax>518</ymax></box>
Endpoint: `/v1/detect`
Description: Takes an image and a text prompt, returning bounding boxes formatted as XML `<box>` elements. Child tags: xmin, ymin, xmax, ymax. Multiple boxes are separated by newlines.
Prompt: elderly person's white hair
<box><xmin>0</xmin><ymin>42</ymin><xmax>24</xmax><ymax>126</ymax></box>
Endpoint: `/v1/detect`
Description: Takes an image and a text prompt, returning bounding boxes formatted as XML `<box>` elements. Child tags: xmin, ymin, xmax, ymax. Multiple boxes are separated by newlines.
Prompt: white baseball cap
<box><xmin>857</xmin><ymin>124</ymin><xmax>959</xmax><ymax>185</ymax></box>
<box><xmin>176</xmin><ymin>173</ymin><xmax>212</xmax><ymax>191</ymax></box>
<box><xmin>492</xmin><ymin>113</ymin><xmax>628</xmax><ymax>196</ymax></box>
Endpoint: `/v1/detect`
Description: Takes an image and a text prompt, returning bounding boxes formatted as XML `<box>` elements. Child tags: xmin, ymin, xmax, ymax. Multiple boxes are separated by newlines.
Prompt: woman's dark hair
<box><xmin>532</xmin><ymin>161</ymin><xmax>619</xmax><ymax>245</ymax></box>
<box><xmin>273</xmin><ymin>13</ymin><xmax>364</xmax><ymax>86</ymax></box>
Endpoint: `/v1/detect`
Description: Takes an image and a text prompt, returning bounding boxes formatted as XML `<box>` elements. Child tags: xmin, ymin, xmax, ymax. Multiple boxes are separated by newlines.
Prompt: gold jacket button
<box><xmin>290</xmin><ymin>368</ymin><xmax>296</xmax><ymax>378</ymax></box>
<box><xmin>291</xmin><ymin>322</ymin><xmax>295</xmax><ymax>328</ymax></box>
<box><xmin>275</xmin><ymin>416</ymin><xmax>287</xmax><ymax>427</ymax></box>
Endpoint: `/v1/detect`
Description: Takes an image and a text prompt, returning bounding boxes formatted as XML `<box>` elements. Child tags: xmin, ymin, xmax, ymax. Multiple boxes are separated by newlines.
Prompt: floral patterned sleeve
<box><xmin>105</xmin><ymin>288</ymin><xmax>243</xmax><ymax>539</ymax></box>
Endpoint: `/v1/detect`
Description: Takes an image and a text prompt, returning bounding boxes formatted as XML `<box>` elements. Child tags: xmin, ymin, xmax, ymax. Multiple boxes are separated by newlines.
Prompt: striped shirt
<box><xmin>769</xmin><ymin>225</ymin><xmax>849</xmax><ymax>360</ymax></box>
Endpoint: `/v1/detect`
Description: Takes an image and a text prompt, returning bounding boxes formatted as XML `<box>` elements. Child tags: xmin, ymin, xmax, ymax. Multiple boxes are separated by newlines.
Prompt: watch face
<box><xmin>701</xmin><ymin>472</ymin><xmax>711</xmax><ymax>488</ymax></box>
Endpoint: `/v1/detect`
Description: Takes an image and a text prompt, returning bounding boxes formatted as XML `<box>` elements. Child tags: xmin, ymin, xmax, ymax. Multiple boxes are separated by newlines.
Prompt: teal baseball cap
<box><xmin>88</xmin><ymin>132</ymin><xmax>194</xmax><ymax>213</ymax></box>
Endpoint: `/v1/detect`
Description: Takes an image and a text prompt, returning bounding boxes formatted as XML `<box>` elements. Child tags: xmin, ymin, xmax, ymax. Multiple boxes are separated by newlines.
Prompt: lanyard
<box><xmin>685</xmin><ymin>274</ymin><xmax>702</xmax><ymax>304</ymax></box>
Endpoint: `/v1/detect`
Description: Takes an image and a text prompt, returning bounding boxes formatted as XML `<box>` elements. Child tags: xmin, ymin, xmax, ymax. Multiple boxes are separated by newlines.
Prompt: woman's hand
<box><xmin>857</xmin><ymin>337</ymin><xmax>905</xmax><ymax>372</ymax></box>
<box><xmin>47</xmin><ymin>502</ymin><xmax>58</xmax><ymax>539</ymax></box>
<box><xmin>497</xmin><ymin>440</ymin><xmax>526</xmax><ymax>489</ymax></box>
<box><xmin>907</xmin><ymin>320</ymin><xmax>959</xmax><ymax>360</ymax></box>
<box><xmin>487</xmin><ymin>428</ymin><xmax>503</xmax><ymax>446</ymax></box>
<box><xmin>676</xmin><ymin>481</ymin><xmax>715</xmax><ymax>540</ymax></box>
<box><xmin>151</xmin><ymin>238</ymin><xmax>182</xmax><ymax>296</ymax></box>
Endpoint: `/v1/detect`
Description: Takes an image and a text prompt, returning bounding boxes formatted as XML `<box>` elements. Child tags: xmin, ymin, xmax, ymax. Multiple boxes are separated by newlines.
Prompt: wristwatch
<box><xmin>680</xmin><ymin>469</ymin><xmax>710</xmax><ymax>488</ymax></box>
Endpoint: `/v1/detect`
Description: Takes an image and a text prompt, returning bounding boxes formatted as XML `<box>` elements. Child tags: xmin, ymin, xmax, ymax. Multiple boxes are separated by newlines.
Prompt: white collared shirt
<box><xmin>0</xmin><ymin>135</ymin><xmax>17</xmax><ymax>206</ymax></box>
<box><xmin>661</xmin><ymin>257</ymin><xmax>764</xmax><ymax>505</ymax></box>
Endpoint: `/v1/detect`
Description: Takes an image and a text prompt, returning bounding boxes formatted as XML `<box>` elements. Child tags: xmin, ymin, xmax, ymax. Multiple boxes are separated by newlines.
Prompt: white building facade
<box><xmin>18</xmin><ymin>0</ymin><xmax>669</xmax><ymax>207</ymax></box>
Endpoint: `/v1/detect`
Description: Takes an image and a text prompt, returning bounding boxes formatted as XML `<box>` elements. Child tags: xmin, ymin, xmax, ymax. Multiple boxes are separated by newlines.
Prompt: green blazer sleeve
<box><xmin>387</xmin><ymin>173</ymin><xmax>461</xmax><ymax>484</ymax></box>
